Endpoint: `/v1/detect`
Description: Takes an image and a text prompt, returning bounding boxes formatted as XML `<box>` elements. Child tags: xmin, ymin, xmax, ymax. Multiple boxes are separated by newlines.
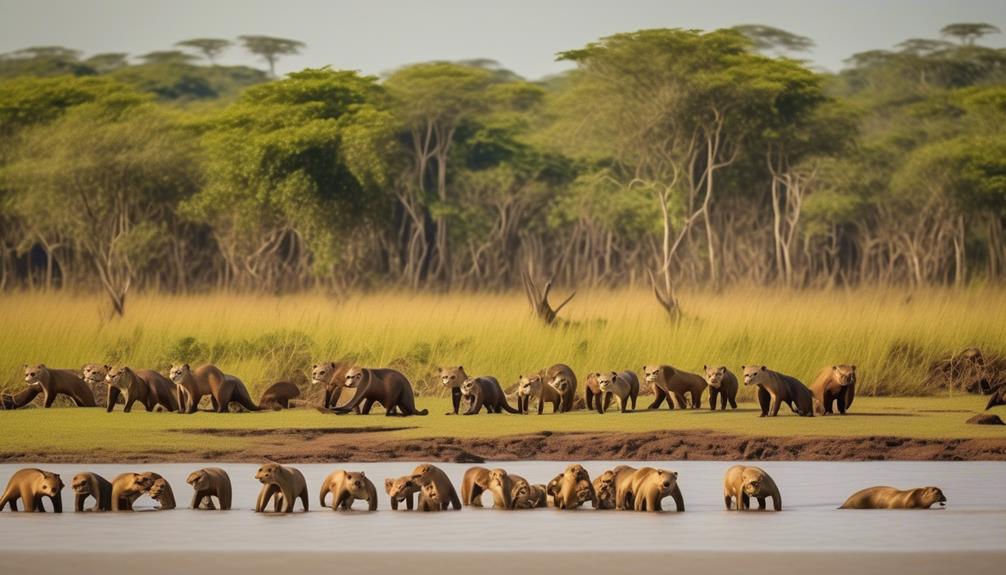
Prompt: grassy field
<box><xmin>1</xmin><ymin>288</ymin><xmax>1004</xmax><ymax>400</ymax></box>
<box><xmin>0</xmin><ymin>396</ymin><xmax>1001</xmax><ymax>459</ymax></box>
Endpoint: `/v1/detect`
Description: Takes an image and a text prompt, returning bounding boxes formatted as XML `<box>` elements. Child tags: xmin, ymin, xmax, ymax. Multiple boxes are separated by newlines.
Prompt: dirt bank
<box><xmin>4</xmin><ymin>428</ymin><xmax>1006</xmax><ymax>463</ymax></box>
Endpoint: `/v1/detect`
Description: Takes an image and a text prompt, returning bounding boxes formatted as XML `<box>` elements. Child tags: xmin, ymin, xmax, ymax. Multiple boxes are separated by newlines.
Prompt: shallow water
<box><xmin>0</xmin><ymin>461</ymin><xmax>1003</xmax><ymax>553</ymax></box>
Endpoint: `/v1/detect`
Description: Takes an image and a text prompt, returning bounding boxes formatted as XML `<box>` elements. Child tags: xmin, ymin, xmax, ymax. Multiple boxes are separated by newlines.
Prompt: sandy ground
<box><xmin>6</xmin><ymin>428</ymin><xmax>1005</xmax><ymax>463</ymax></box>
<box><xmin>5</xmin><ymin>551</ymin><xmax>1005</xmax><ymax>575</ymax></box>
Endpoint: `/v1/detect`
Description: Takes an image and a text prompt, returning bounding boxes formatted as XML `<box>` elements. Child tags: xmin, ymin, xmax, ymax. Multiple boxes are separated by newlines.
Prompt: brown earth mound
<box><xmin>966</xmin><ymin>413</ymin><xmax>1005</xmax><ymax>426</ymax></box>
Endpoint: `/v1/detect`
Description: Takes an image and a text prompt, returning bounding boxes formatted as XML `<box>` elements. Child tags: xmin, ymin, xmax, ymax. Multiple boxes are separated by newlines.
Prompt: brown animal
<box><xmin>460</xmin><ymin>376</ymin><xmax>520</xmax><ymax>415</ymax></box>
<box><xmin>544</xmin><ymin>364</ymin><xmax>578</xmax><ymax>412</ymax></box>
<box><xmin>742</xmin><ymin>365</ymin><xmax>815</xmax><ymax>417</ymax></box>
<box><xmin>320</xmin><ymin>470</ymin><xmax>377</xmax><ymax>511</ymax></box>
<box><xmin>82</xmin><ymin>363</ymin><xmax>116</xmax><ymax>407</ymax></box>
<box><xmin>255</xmin><ymin>463</ymin><xmax>309</xmax><ymax>513</ymax></box>
<box><xmin>105</xmin><ymin>366</ymin><xmax>179</xmax><ymax>412</ymax></box>
<box><xmin>169</xmin><ymin>364</ymin><xmax>259</xmax><ymax>413</ymax></box>
<box><xmin>418</xmin><ymin>481</ymin><xmax>443</xmax><ymax>512</ymax></box>
<box><xmin>258</xmin><ymin>381</ymin><xmax>301</xmax><ymax>410</ymax></box>
<box><xmin>332</xmin><ymin>367</ymin><xmax>428</xmax><ymax>416</ymax></box>
<box><xmin>110</xmin><ymin>472</ymin><xmax>153</xmax><ymax>511</ymax></box>
<box><xmin>1</xmin><ymin>468</ymin><xmax>63</xmax><ymax>512</ymax></box>
<box><xmin>723</xmin><ymin>465</ymin><xmax>781</xmax><ymax>511</ymax></box>
<box><xmin>583</xmin><ymin>372</ymin><xmax>612</xmax><ymax>414</ymax></box>
<box><xmin>148</xmin><ymin>477</ymin><xmax>176</xmax><ymax>510</ymax></box>
<box><xmin>811</xmin><ymin>365</ymin><xmax>857</xmax><ymax>415</ymax></box>
<box><xmin>546</xmin><ymin>473</ymin><xmax>563</xmax><ymax>507</ymax></box>
<box><xmin>439</xmin><ymin>366</ymin><xmax>468</xmax><ymax>415</ymax></box>
<box><xmin>596</xmin><ymin>371</ymin><xmax>640</xmax><ymax>413</ymax></box>
<box><xmin>619</xmin><ymin>467</ymin><xmax>684</xmax><ymax>512</ymax></box>
<box><xmin>703</xmin><ymin>366</ymin><xmax>739</xmax><ymax>411</ymax></box>
<box><xmin>592</xmin><ymin>467</ymin><xmax>624</xmax><ymax>509</ymax></box>
<box><xmin>987</xmin><ymin>385</ymin><xmax>1006</xmax><ymax>410</ymax></box>
<box><xmin>187</xmin><ymin>467</ymin><xmax>231</xmax><ymax>510</ymax></box>
<box><xmin>410</xmin><ymin>464</ymin><xmax>461</xmax><ymax>510</ymax></box>
<box><xmin>385</xmin><ymin>476</ymin><xmax>420</xmax><ymax>511</ymax></box>
<box><xmin>643</xmin><ymin>365</ymin><xmax>705</xmax><ymax>409</ymax></box>
<box><xmin>72</xmin><ymin>472</ymin><xmax>112</xmax><ymax>512</ymax></box>
<box><xmin>21</xmin><ymin>364</ymin><xmax>96</xmax><ymax>408</ymax></box>
<box><xmin>1</xmin><ymin>388</ymin><xmax>41</xmax><ymax>409</ymax></box>
<box><xmin>312</xmin><ymin>361</ymin><xmax>352</xmax><ymax>410</ymax></box>
<box><xmin>516</xmin><ymin>374</ymin><xmax>561</xmax><ymax>414</ymax></box>
<box><xmin>840</xmin><ymin>486</ymin><xmax>947</xmax><ymax>509</ymax></box>
<box><xmin>526</xmin><ymin>484</ymin><xmax>549</xmax><ymax>508</ymax></box>
<box><xmin>461</xmin><ymin>467</ymin><xmax>514</xmax><ymax>509</ymax></box>
<box><xmin>553</xmin><ymin>464</ymin><xmax>596</xmax><ymax>510</ymax></box>
<box><xmin>509</xmin><ymin>474</ymin><xmax>534</xmax><ymax>509</ymax></box>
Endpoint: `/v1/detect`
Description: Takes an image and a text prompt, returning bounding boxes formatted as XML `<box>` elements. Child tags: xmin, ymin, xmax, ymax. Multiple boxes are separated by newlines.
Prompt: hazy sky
<box><xmin>1</xmin><ymin>0</ymin><xmax>1004</xmax><ymax>79</ymax></box>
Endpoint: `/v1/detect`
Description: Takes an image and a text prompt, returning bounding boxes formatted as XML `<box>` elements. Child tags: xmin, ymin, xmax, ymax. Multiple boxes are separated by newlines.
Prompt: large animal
<box><xmin>840</xmin><ymin>486</ymin><xmax>947</xmax><ymax>509</ymax></box>
<box><xmin>460</xmin><ymin>376</ymin><xmax>520</xmax><ymax>415</ymax></box>
<box><xmin>1</xmin><ymin>468</ymin><xmax>63</xmax><ymax>512</ymax></box>
<box><xmin>742</xmin><ymin>365</ymin><xmax>815</xmax><ymax>417</ymax></box>
<box><xmin>169</xmin><ymin>364</ymin><xmax>259</xmax><ymax>413</ymax></box>
<box><xmin>543</xmin><ymin>364</ymin><xmax>578</xmax><ymax>412</ymax></box>
<box><xmin>461</xmin><ymin>467</ymin><xmax>513</xmax><ymax>509</ymax></box>
<box><xmin>331</xmin><ymin>367</ymin><xmax>428</xmax><ymax>416</ymax></box>
<box><xmin>110</xmin><ymin>472</ymin><xmax>153</xmax><ymax>511</ymax></box>
<box><xmin>703</xmin><ymin>365</ymin><xmax>739</xmax><ymax>411</ymax></box>
<box><xmin>255</xmin><ymin>463</ymin><xmax>309</xmax><ymax>513</ymax></box>
<box><xmin>312</xmin><ymin>361</ymin><xmax>352</xmax><ymax>410</ymax></box>
<box><xmin>20</xmin><ymin>364</ymin><xmax>96</xmax><ymax>408</ymax></box>
<box><xmin>723</xmin><ymin>465</ymin><xmax>781</xmax><ymax>511</ymax></box>
<box><xmin>810</xmin><ymin>365</ymin><xmax>857</xmax><ymax>415</ymax></box>
<box><xmin>614</xmin><ymin>466</ymin><xmax>684</xmax><ymax>512</ymax></box>
<box><xmin>642</xmin><ymin>365</ymin><xmax>705</xmax><ymax>409</ymax></box>
<box><xmin>105</xmin><ymin>366</ymin><xmax>179</xmax><ymax>412</ymax></box>
<box><xmin>596</xmin><ymin>371</ymin><xmax>640</xmax><ymax>413</ymax></box>
<box><xmin>187</xmin><ymin>467</ymin><xmax>232</xmax><ymax>510</ymax></box>
<box><xmin>552</xmin><ymin>464</ymin><xmax>596</xmax><ymax>510</ymax></box>
<box><xmin>409</xmin><ymin>464</ymin><xmax>461</xmax><ymax>510</ymax></box>
<box><xmin>384</xmin><ymin>476</ymin><xmax>420</xmax><ymax>511</ymax></box>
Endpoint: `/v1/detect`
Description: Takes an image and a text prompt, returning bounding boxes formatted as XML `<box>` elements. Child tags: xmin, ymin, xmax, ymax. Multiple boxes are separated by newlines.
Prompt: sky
<box><xmin>1</xmin><ymin>0</ymin><xmax>1004</xmax><ymax>79</ymax></box>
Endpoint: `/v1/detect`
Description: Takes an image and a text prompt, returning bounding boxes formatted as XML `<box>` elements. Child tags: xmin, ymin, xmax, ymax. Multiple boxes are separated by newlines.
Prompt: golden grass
<box><xmin>1</xmin><ymin>287</ymin><xmax>1004</xmax><ymax>400</ymax></box>
<box><xmin>0</xmin><ymin>396</ymin><xmax>1001</xmax><ymax>458</ymax></box>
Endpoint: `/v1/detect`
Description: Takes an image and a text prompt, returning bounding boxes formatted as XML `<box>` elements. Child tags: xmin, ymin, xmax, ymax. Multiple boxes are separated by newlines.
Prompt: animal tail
<box><xmin>501</xmin><ymin>398</ymin><xmax>521</xmax><ymax>414</ymax></box>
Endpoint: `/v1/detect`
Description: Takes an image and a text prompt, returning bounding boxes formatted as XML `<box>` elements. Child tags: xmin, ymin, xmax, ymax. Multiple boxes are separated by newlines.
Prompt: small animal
<box><xmin>258</xmin><ymin>381</ymin><xmax>301</xmax><ymax>410</ymax></box>
<box><xmin>438</xmin><ymin>366</ymin><xmax>468</xmax><ymax>415</ymax></box>
<box><xmin>543</xmin><ymin>364</ymin><xmax>578</xmax><ymax>412</ymax></box>
<box><xmin>332</xmin><ymin>367</ymin><xmax>428</xmax><ymax>416</ymax></box>
<box><xmin>596</xmin><ymin>371</ymin><xmax>640</xmax><ymax>413</ymax></box>
<box><xmin>312</xmin><ymin>361</ymin><xmax>353</xmax><ymax>410</ymax></box>
<box><xmin>110</xmin><ymin>472</ymin><xmax>154</xmax><ymax>511</ymax></box>
<box><xmin>987</xmin><ymin>385</ymin><xmax>1006</xmax><ymax>410</ymax></box>
<box><xmin>723</xmin><ymin>465</ymin><xmax>781</xmax><ymax>511</ymax></box>
<box><xmin>461</xmin><ymin>467</ymin><xmax>513</xmax><ymax>509</ymax></box>
<box><xmin>741</xmin><ymin>365</ymin><xmax>815</xmax><ymax>417</ymax></box>
<box><xmin>703</xmin><ymin>365</ymin><xmax>739</xmax><ymax>410</ymax></box>
<box><xmin>255</xmin><ymin>463</ymin><xmax>309</xmax><ymax>513</ymax></box>
<box><xmin>147</xmin><ymin>477</ymin><xmax>176</xmax><ymax>510</ymax></box>
<box><xmin>810</xmin><ymin>365</ymin><xmax>857</xmax><ymax>415</ymax></box>
<box><xmin>516</xmin><ymin>374</ymin><xmax>561</xmax><ymax>414</ymax></box>
<box><xmin>319</xmin><ymin>470</ymin><xmax>377</xmax><ymax>511</ymax></box>
<box><xmin>187</xmin><ymin>467</ymin><xmax>232</xmax><ymax>510</ymax></box>
<box><xmin>460</xmin><ymin>376</ymin><xmax>521</xmax><ymax>415</ymax></box>
<box><xmin>385</xmin><ymin>476</ymin><xmax>421</xmax><ymax>511</ymax></box>
<box><xmin>409</xmin><ymin>464</ymin><xmax>461</xmax><ymax>510</ymax></box>
<box><xmin>72</xmin><ymin>472</ymin><xmax>113</xmax><ymax>512</ymax></box>
<box><xmin>840</xmin><ymin>486</ymin><xmax>947</xmax><ymax>509</ymax></box>
<box><xmin>617</xmin><ymin>467</ymin><xmax>684</xmax><ymax>512</ymax></box>
<box><xmin>642</xmin><ymin>365</ymin><xmax>705</xmax><ymax>409</ymax></box>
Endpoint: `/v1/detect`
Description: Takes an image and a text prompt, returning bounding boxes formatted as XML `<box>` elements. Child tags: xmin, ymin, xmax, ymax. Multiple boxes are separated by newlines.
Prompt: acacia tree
<box><xmin>238</xmin><ymin>35</ymin><xmax>304</xmax><ymax>77</ymax></box>
<box><xmin>940</xmin><ymin>22</ymin><xmax>1000</xmax><ymax>46</ymax></box>
<box><xmin>175</xmin><ymin>38</ymin><xmax>232</xmax><ymax>64</ymax></box>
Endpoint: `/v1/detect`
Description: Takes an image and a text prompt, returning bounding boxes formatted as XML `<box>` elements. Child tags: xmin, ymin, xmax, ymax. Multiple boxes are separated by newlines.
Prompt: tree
<box><xmin>941</xmin><ymin>22</ymin><xmax>1001</xmax><ymax>46</ymax></box>
<box><xmin>238</xmin><ymin>35</ymin><xmax>304</xmax><ymax>77</ymax></box>
<box><xmin>175</xmin><ymin>38</ymin><xmax>232</xmax><ymax>64</ymax></box>
<box><xmin>84</xmin><ymin>52</ymin><xmax>129</xmax><ymax>72</ymax></box>
<box><xmin>139</xmin><ymin>50</ymin><xmax>197</xmax><ymax>65</ymax></box>
<box><xmin>733</xmin><ymin>24</ymin><xmax>814</xmax><ymax>53</ymax></box>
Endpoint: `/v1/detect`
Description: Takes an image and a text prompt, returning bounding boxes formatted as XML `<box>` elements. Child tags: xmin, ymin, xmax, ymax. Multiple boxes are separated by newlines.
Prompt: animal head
<box><xmin>594</xmin><ymin>472</ymin><xmax>616</xmax><ymax>500</ymax></box>
<box><xmin>39</xmin><ymin>473</ymin><xmax>62</xmax><ymax>496</ymax></box>
<box><xmin>311</xmin><ymin>362</ymin><xmax>338</xmax><ymax>386</ymax></box>
<box><xmin>460</xmin><ymin>377</ymin><xmax>477</xmax><ymax>397</ymax></box>
<box><xmin>651</xmin><ymin>469</ymin><xmax>678</xmax><ymax>495</ymax></box>
<box><xmin>564</xmin><ymin>464</ymin><xmax>589</xmax><ymax>482</ymax></box>
<box><xmin>832</xmin><ymin>365</ymin><xmax>857</xmax><ymax>386</ymax></box>
<box><xmin>255</xmin><ymin>463</ymin><xmax>283</xmax><ymax>484</ymax></box>
<box><xmin>343</xmin><ymin>367</ymin><xmax>365</xmax><ymax>388</ymax></box>
<box><xmin>82</xmin><ymin>364</ymin><xmax>110</xmax><ymax>385</ymax></box>
<box><xmin>741</xmin><ymin>468</ymin><xmax>766</xmax><ymax>496</ymax></box>
<box><xmin>439</xmin><ymin>366</ymin><xmax>466</xmax><ymax>389</ymax></box>
<box><xmin>741</xmin><ymin>365</ymin><xmax>769</xmax><ymax>386</ymax></box>
<box><xmin>105</xmin><ymin>366</ymin><xmax>131</xmax><ymax>387</ymax></box>
<box><xmin>548</xmin><ymin>369</ymin><xmax>574</xmax><ymax>394</ymax></box>
<box><xmin>422</xmin><ymin>481</ymin><xmax>440</xmax><ymax>504</ymax></box>
<box><xmin>23</xmin><ymin>364</ymin><xmax>48</xmax><ymax>385</ymax></box>
<box><xmin>575</xmin><ymin>479</ymin><xmax>594</xmax><ymax>503</ymax></box>
<box><xmin>642</xmin><ymin>365</ymin><xmax>666</xmax><ymax>386</ymax></box>
<box><xmin>385</xmin><ymin>476</ymin><xmax>417</xmax><ymax>499</ymax></box>
<box><xmin>511</xmin><ymin>477</ymin><xmax>531</xmax><ymax>502</ymax></box>
<box><xmin>148</xmin><ymin>478</ymin><xmax>170</xmax><ymax>499</ymax></box>
<box><xmin>597</xmin><ymin>372</ymin><xmax>618</xmax><ymax>393</ymax></box>
<box><xmin>410</xmin><ymin>464</ymin><xmax>437</xmax><ymax>484</ymax></box>
<box><xmin>489</xmin><ymin>469</ymin><xmax>509</xmax><ymax>488</ymax></box>
<box><xmin>344</xmin><ymin>472</ymin><xmax>369</xmax><ymax>496</ymax></box>
<box><xmin>169</xmin><ymin>364</ymin><xmax>192</xmax><ymax>383</ymax></box>
<box><xmin>546</xmin><ymin>474</ymin><xmax>563</xmax><ymax>496</ymax></box>
<box><xmin>71</xmin><ymin>473</ymin><xmax>93</xmax><ymax>494</ymax></box>
<box><xmin>920</xmin><ymin>486</ymin><xmax>947</xmax><ymax>507</ymax></box>
<box><xmin>704</xmin><ymin>366</ymin><xmax>728</xmax><ymax>388</ymax></box>
<box><xmin>187</xmin><ymin>470</ymin><xmax>211</xmax><ymax>490</ymax></box>
<box><xmin>517</xmin><ymin>375</ymin><xmax>542</xmax><ymax>397</ymax></box>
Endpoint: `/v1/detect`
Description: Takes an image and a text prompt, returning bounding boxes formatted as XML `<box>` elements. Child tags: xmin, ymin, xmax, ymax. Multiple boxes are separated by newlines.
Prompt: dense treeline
<box><xmin>0</xmin><ymin>24</ymin><xmax>1004</xmax><ymax>315</ymax></box>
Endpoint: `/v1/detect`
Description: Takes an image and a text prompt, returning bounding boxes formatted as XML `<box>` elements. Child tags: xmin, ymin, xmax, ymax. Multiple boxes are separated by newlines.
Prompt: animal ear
<box><xmin>832</xmin><ymin>365</ymin><xmax>837</xmax><ymax>370</ymax></box>
<box><xmin>329</xmin><ymin>362</ymin><xmax>335</xmax><ymax>368</ymax></box>
<box><xmin>760</xmin><ymin>366</ymin><xmax>766</xmax><ymax>371</ymax></box>
<box><xmin>458</xmin><ymin>365</ymin><xmax>463</xmax><ymax>371</ymax></box>
<box><xmin>312</xmin><ymin>364</ymin><xmax>317</xmax><ymax>369</ymax></box>
<box><xmin>704</xmin><ymin>365</ymin><xmax>708</xmax><ymax>371</ymax></box>
<box><xmin>23</xmin><ymin>364</ymin><xmax>27</xmax><ymax>369</ymax></box>
<box><xmin>740</xmin><ymin>365</ymin><xmax>746</xmax><ymax>370</ymax></box>
<box><xmin>39</xmin><ymin>363</ymin><xmax>46</xmax><ymax>368</ymax></box>
<box><xmin>384</xmin><ymin>478</ymin><xmax>393</xmax><ymax>488</ymax></box>
<box><xmin>611</xmin><ymin>372</ymin><xmax>617</xmax><ymax>379</ymax></box>
<box><xmin>359</xmin><ymin>471</ymin><xmax>366</xmax><ymax>477</ymax></box>
<box><xmin>105</xmin><ymin>364</ymin><xmax>111</xmax><ymax>371</ymax></box>
<box><xmin>183</xmin><ymin>363</ymin><xmax>190</xmax><ymax>370</ymax></box>
<box><xmin>851</xmin><ymin>365</ymin><xmax>856</xmax><ymax>370</ymax></box>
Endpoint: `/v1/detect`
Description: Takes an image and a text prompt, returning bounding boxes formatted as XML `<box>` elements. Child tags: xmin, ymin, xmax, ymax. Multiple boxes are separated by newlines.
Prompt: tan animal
<box><xmin>583</xmin><ymin>372</ymin><xmax>611</xmax><ymax>413</ymax></box>
<box><xmin>169</xmin><ymin>364</ymin><xmax>259</xmax><ymax>413</ymax></box>
<box><xmin>553</xmin><ymin>464</ymin><xmax>596</xmax><ymax>510</ymax></box>
<box><xmin>319</xmin><ymin>470</ymin><xmax>377</xmax><ymax>511</ymax></box>
<box><xmin>742</xmin><ymin>365</ymin><xmax>815</xmax><ymax>417</ymax></box>
<box><xmin>21</xmin><ymin>364</ymin><xmax>96</xmax><ymax>408</ymax></box>
<box><xmin>840</xmin><ymin>486</ymin><xmax>947</xmax><ymax>509</ymax></box>
<box><xmin>105</xmin><ymin>366</ymin><xmax>179</xmax><ymax>412</ymax></box>
<box><xmin>258</xmin><ymin>381</ymin><xmax>301</xmax><ymax>410</ymax></box>
<box><xmin>544</xmin><ymin>364</ymin><xmax>578</xmax><ymax>412</ymax></box>
<box><xmin>110</xmin><ymin>472</ymin><xmax>153</xmax><ymax>511</ymax></box>
<box><xmin>418</xmin><ymin>481</ymin><xmax>443</xmax><ymax>512</ymax></box>
<box><xmin>516</xmin><ymin>374</ymin><xmax>561</xmax><ymax>414</ymax></box>
<box><xmin>620</xmin><ymin>467</ymin><xmax>684</xmax><ymax>512</ymax></box>
<box><xmin>254</xmin><ymin>463</ymin><xmax>308</xmax><ymax>513</ymax></box>
<box><xmin>312</xmin><ymin>361</ymin><xmax>353</xmax><ymax>410</ymax></box>
<box><xmin>460</xmin><ymin>376</ymin><xmax>521</xmax><ymax>415</ymax></box>
<box><xmin>439</xmin><ymin>366</ymin><xmax>468</xmax><ymax>415</ymax></box>
<box><xmin>187</xmin><ymin>467</ymin><xmax>231</xmax><ymax>510</ymax></box>
<box><xmin>147</xmin><ymin>477</ymin><xmax>176</xmax><ymax>510</ymax></box>
<box><xmin>593</xmin><ymin>467</ymin><xmax>625</xmax><ymax>509</ymax></box>
<box><xmin>509</xmin><ymin>474</ymin><xmax>534</xmax><ymax>509</ymax></box>
<box><xmin>596</xmin><ymin>371</ymin><xmax>640</xmax><ymax>413</ymax></box>
<box><xmin>811</xmin><ymin>365</ymin><xmax>857</xmax><ymax>415</ymax></box>
<box><xmin>461</xmin><ymin>467</ymin><xmax>513</xmax><ymax>509</ymax></box>
<box><xmin>333</xmin><ymin>367</ymin><xmax>428</xmax><ymax>416</ymax></box>
<box><xmin>72</xmin><ymin>472</ymin><xmax>112</xmax><ymax>512</ymax></box>
<box><xmin>1</xmin><ymin>468</ymin><xmax>63</xmax><ymax>512</ymax></box>
<box><xmin>385</xmin><ymin>476</ymin><xmax>421</xmax><ymax>511</ymax></box>
<box><xmin>410</xmin><ymin>464</ymin><xmax>461</xmax><ymax>510</ymax></box>
<box><xmin>642</xmin><ymin>365</ymin><xmax>705</xmax><ymax>409</ymax></box>
<box><xmin>723</xmin><ymin>465</ymin><xmax>781</xmax><ymax>511</ymax></box>
<box><xmin>703</xmin><ymin>366</ymin><xmax>739</xmax><ymax>410</ymax></box>
<box><xmin>82</xmin><ymin>363</ymin><xmax>115</xmax><ymax>407</ymax></box>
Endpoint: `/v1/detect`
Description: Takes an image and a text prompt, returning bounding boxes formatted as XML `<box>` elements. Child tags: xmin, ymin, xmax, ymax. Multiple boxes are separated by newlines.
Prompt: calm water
<box><xmin>0</xmin><ymin>461</ymin><xmax>1003</xmax><ymax>552</ymax></box>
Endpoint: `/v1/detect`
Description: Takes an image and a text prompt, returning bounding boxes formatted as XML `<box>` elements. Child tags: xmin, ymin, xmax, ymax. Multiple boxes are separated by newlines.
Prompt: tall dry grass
<box><xmin>1</xmin><ymin>287</ymin><xmax>1003</xmax><ymax>398</ymax></box>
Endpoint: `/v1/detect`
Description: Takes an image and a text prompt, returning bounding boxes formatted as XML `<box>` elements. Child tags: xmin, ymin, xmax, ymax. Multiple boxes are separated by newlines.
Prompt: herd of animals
<box><xmin>1</xmin><ymin>361</ymin><xmax>872</xmax><ymax>417</ymax></box>
<box><xmin>0</xmin><ymin>463</ymin><xmax>948</xmax><ymax>514</ymax></box>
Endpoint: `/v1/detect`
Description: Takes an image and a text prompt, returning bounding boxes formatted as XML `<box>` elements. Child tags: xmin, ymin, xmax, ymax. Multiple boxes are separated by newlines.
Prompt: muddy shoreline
<box><xmin>3</xmin><ymin>429</ymin><xmax>1006</xmax><ymax>463</ymax></box>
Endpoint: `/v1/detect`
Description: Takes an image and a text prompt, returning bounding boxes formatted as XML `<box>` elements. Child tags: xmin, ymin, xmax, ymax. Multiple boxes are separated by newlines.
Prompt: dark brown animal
<box><xmin>169</xmin><ymin>364</ymin><xmax>259</xmax><ymax>413</ymax></box>
<box><xmin>544</xmin><ymin>364</ymin><xmax>577</xmax><ymax>412</ymax></box>
<box><xmin>460</xmin><ymin>376</ymin><xmax>520</xmax><ymax>415</ymax></box>
<box><xmin>643</xmin><ymin>364</ymin><xmax>705</xmax><ymax>409</ymax></box>
<box><xmin>703</xmin><ymin>365</ymin><xmax>739</xmax><ymax>410</ymax></box>
<box><xmin>187</xmin><ymin>467</ymin><xmax>231</xmax><ymax>510</ymax></box>
<box><xmin>811</xmin><ymin>365</ymin><xmax>857</xmax><ymax>415</ymax></box>
<box><xmin>312</xmin><ymin>361</ymin><xmax>353</xmax><ymax>410</ymax></box>
<box><xmin>258</xmin><ymin>381</ymin><xmax>301</xmax><ymax>410</ymax></box>
<box><xmin>72</xmin><ymin>472</ymin><xmax>112</xmax><ymax>512</ymax></box>
<box><xmin>20</xmin><ymin>364</ymin><xmax>96</xmax><ymax>408</ymax></box>
<box><xmin>105</xmin><ymin>366</ymin><xmax>179</xmax><ymax>412</ymax></box>
<box><xmin>742</xmin><ymin>365</ymin><xmax>815</xmax><ymax>417</ymax></box>
<box><xmin>332</xmin><ymin>367</ymin><xmax>428</xmax><ymax>416</ymax></box>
